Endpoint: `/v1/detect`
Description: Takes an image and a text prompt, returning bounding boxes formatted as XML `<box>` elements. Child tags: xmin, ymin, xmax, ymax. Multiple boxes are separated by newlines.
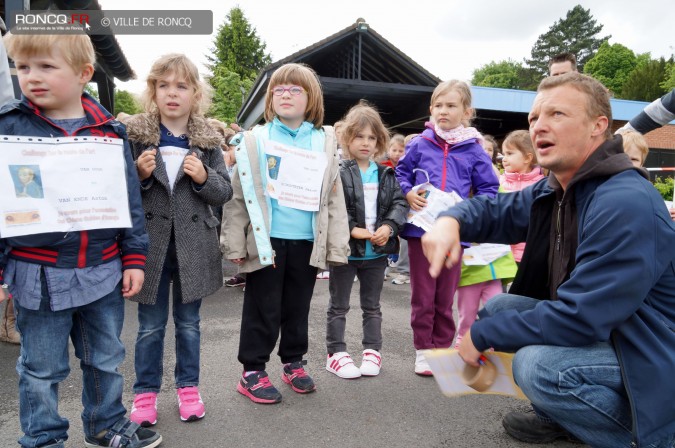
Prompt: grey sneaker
<box><xmin>84</xmin><ymin>418</ymin><xmax>162</xmax><ymax>447</ymax></box>
<box><xmin>392</xmin><ymin>274</ymin><xmax>410</xmax><ymax>285</ymax></box>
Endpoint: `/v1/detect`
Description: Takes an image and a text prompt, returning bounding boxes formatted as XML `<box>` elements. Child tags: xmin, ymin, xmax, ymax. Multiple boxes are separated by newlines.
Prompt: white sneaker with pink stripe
<box><xmin>326</xmin><ymin>352</ymin><xmax>361</xmax><ymax>379</ymax></box>
<box><xmin>360</xmin><ymin>349</ymin><xmax>382</xmax><ymax>376</ymax></box>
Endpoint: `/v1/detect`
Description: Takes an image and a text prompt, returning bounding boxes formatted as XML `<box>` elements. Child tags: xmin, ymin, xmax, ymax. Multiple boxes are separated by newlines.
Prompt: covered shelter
<box><xmin>237</xmin><ymin>19</ymin><xmax>440</xmax><ymax>134</ymax></box>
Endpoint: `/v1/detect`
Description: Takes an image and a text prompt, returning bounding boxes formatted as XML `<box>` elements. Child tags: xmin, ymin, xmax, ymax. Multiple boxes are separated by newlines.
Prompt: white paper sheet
<box><xmin>462</xmin><ymin>243</ymin><xmax>513</xmax><ymax>266</ymax></box>
<box><xmin>263</xmin><ymin>140</ymin><xmax>327</xmax><ymax>212</ymax></box>
<box><xmin>0</xmin><ymin>136</ymin><xmax>131</xmax><ymax>237</ymax></box>
<box><xmin>406</xmin><ymin>182</ymin><xmax>463</xmax><ymax>232</ymax></box>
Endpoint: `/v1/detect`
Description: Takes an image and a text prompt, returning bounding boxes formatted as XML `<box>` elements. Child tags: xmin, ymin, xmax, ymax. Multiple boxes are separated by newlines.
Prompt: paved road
<box><xmin>0</xmin><ymin>266</ymin><xmax>582</xmax><ymax>448</ymax></box>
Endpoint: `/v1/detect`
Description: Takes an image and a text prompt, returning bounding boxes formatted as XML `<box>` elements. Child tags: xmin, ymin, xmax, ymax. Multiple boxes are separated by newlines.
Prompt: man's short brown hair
<box><xmin>548</xmin><ymin>52</ymin><xmax>577</xmax><ymax>71</ymax></box>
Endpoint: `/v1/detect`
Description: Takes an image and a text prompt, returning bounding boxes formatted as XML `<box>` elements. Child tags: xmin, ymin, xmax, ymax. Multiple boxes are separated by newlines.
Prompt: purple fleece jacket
<box><xmin>395</xmin><ymin>124</ymin><xmax>499</xmax><ymax>238</ymax></box>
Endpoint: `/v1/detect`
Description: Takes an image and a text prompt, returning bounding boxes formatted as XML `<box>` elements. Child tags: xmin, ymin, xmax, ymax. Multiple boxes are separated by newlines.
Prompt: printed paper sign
<box><xmin>0</xmin><ymin>136</ymin><xmax>131</xmax><ymax>237</ymax></box>
<box><xmin>363</xmin><ymin>183</ymin><xmax>378</xmax><ymax>233</ymax></box>
<box><xmin>263</xmin><ymin>140</ymin><xmax>327</xmax><ymax>211</ymax></box>
<box><xmin>406</xmin><ymin>182</ymin><xmax>463</xmax><ymax>232</ymax></box>
<box><xmin>425</xmin><ymin>349</ymin><xmax>527</xmax><ymax>399</ymax></box>
<box><xmin>462</xmin><ymin>243</ymin><xmax>513</xmax><ymax>266</ymax></box>
<box><xmin>159</xmin><ymin>146</ymin><xmax>189</xmax><ymax>192</ymax></box>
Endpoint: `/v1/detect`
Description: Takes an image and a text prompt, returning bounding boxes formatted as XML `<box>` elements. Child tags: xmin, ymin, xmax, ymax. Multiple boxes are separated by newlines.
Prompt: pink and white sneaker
<box><xmin>176</xmin><ymin>386</ymin><xmax>205</xmax><ymax>422</ymax></box>
<box><xmin>360</xmin><ymin>349</ymin><xmax>382</xmax><ymax>376</ymax></box>
<box><xmin>130</xmin><ymin>392</ymin><xmax>158</xmax><ymax>427</ymax></box>
<box><xmin>326</xmin><ymin>352</ymin><xmax>361</xmax><ymax>379</ymax></box>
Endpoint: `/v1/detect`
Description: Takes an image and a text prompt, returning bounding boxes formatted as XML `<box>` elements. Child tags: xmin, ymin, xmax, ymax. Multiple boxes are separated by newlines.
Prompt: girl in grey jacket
<box><xmin>126</xmin><ymin>54</ymin><xmax>232</xmax><ymax>427</ymax></box>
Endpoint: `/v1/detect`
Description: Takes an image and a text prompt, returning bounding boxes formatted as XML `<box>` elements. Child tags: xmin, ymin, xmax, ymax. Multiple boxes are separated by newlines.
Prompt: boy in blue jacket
<box><xmin>0</xmin><ymin>32</ymin><xmax>161</xmax><ymax>448</ymax></box>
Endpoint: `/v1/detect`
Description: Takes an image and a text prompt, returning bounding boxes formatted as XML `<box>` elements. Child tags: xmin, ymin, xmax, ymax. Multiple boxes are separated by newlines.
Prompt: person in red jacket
<box><xmin>1</xmin><ymin>31</ymin><xmax>160</xmax><ymax>448</ymax></box>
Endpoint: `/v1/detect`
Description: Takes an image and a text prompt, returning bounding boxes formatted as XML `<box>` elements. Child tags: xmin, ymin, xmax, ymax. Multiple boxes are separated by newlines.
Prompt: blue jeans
<box><xmin>14</xmin><ymin>280</ymin><xmax>126</xmax><ymax>448</ymax></box>
<box><xmin>133</xmin><ymin>242</ymin><xmax>202</xmax><ymax>393</ymax></box>
<box><xmin>482</xmin><ymin>294</ymin><xmax>675</xmax><ymax>448</ymax></box>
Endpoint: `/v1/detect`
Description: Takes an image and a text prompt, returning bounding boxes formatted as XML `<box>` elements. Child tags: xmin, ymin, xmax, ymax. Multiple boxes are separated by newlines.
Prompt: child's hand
<box><xmin>184</xmin><ymin>152</ymin><xmax>208</xmax><ymax>184</ymax></box>
<box><xmin>670</xmin><ymin>207</ymin><xmax>675</xmax><ymax>221</ymax></box>
<box><xmin>371</xmin><ymin>225</ymin><xmax>391</xmax><ymax>246</ymax></box>
<box><xmin>406</xmin><ymin>190</ymin><xmax>428</xmax><ymax>211</ymax></box>
<box><xmin>230</xmin><ymin>258</ymin><xmax>245</xmax><ymax>265</ymax></box>
<box><xmin>351</xmin><ymin>227</ymin><xmax>373</xmax><ymax>240</ymax></box>
<box><xmin>137</xmin><ymin>149</ymin><xmax>157</xmax><ymax>180</ymax></box>
<box><xmin>122</xmin><ymin>269</ymin><xmax>145</xmax><ymax>298</ymax></box>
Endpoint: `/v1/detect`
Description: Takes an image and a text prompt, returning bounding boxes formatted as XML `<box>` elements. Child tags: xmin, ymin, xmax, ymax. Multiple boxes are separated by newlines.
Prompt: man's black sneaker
<box><xmin>84</xmin><ymin>418</ymin><xmax>162</xmax><ymax>447</ymax></box>
<box><xmin>237</xmin><ymin>371</ymin><xmax>282</xmax><ymax>404</ymax></box>
<box><xmin>502</xmin><ymin>409</ymin><xmax>583</xmax><ymax>444</ymax></box>
<box><xmin>281</xmin><ymin>361</ymin><xmax>316</xmax><ymax>394</ymax></box>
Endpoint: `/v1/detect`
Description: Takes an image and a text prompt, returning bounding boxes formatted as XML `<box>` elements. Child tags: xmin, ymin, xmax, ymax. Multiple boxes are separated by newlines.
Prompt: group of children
<box><xmin>2</xmin><ymin>27</ymin><xmax>662</xmax><ymax>448</ymax></box>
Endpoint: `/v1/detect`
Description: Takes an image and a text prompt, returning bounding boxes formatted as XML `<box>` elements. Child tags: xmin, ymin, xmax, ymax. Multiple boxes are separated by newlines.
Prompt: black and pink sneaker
<box><xmin>237</xmin><ymin>371</ymin><xmax>282</xmax><ymax>404</ymax></box>
<box><xmin>281</xmin><ymin>361</ymin><xmax>316</xmax><ymax>394</ymax></box>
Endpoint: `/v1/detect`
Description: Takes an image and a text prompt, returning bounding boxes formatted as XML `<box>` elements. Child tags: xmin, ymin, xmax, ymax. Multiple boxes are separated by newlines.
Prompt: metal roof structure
<box><xmin>237</xmin><ymin>18</ymin><xmax>671</xmax><ymax>138</ymax></box>
<box><xmin>237</xmin><ymin>19</ymin><xmax>441</xmax><ymax>133</ymax></box>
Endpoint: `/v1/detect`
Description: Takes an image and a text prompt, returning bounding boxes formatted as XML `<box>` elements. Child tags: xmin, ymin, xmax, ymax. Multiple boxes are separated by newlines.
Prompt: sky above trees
<box><xmin>98</xmin><ymin>0</ymin><xmax>674</xmax><ymax>98</ymax></box>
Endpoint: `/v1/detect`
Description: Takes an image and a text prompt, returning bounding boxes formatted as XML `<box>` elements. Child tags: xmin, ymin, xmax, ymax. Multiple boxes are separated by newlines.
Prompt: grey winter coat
<box><xmin>126</xmin><ymin>113</ymin><xmax>233</xmax><ymax>304</ymax></box>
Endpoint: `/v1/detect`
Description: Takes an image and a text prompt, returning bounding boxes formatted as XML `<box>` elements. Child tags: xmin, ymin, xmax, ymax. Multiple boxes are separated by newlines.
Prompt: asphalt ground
<box><xmin>0</xmin><ymin>263</ymin><xmax>583</xmax><ymax>448</ymax></box>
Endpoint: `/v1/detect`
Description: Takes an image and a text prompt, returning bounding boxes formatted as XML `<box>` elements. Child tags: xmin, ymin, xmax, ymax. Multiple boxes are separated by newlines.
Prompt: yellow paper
<box><xmin>425</xmin><ymin>349</ymin><xmax>527</xmax><ymax>399</ymax></box>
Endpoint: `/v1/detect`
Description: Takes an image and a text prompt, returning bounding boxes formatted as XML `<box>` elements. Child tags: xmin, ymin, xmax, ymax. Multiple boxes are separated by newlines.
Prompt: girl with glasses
<box><xmin>221</xmin><ymin>63</ymin><xmax>349</xmax><ymax>404</ymax></box>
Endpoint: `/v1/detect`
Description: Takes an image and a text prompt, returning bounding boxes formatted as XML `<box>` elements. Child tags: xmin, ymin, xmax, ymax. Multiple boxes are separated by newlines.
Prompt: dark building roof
<box><xmin>238</xmin><ymin>19</ymin><xmax>441</xmax><ymax>132</ymax></box>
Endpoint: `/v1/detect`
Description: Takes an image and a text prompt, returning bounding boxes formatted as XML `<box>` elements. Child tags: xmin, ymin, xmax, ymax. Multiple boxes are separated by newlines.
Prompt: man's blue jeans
<box><xmin>133</xmin><ymin>242</ymin><xmax>202</xmax><ymax>393</ymax></box>
<box><xmin>481</xmin><ymin>294</ymin><xmax>675</xmax><ymax>448</ymax></box>
<box><xmin>14</xmin><ymin>281</ymin><xmax>126</xmax><ymax>448</ymax></box>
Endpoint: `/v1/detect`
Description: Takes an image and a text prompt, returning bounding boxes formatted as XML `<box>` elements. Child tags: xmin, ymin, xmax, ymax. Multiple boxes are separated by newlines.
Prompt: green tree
<box><xmin>526</xmin><ymin>5</ymin><xmax>610</xmax><ymax>77</ymax></box>
<box><xmin>114</xmin><ymin>90</ymin><xmax>142</xmax><ymax>116</ymax></box>
<box><xmin>583</xmin><ymin>42</ymin><xmax>637</xmax><ymax>95</ymax></box>
<box><xmin>621</xmin><ymin>57</ymin><xmax>670</xmax><ymax>101</ymax></box>
<box><xmin>653</xmin><ymin>176</ymin><xmax>674</xmax><ymax>202</ymax></box>
<box><xmin>471</xmin><ymin>60</ymin><xmax>525</xmax><ymax>89</ymax></box>
<box><xmin>662</xmin><ymin>61</ymin><xmax>675</xmax><ymax>91</ymax></box>
<box><xmin>208</xmin><ymin>7</ymin><xmax>271</xmax><ymax>81</ymax></box>
<box><xmin>209</xmin><ymin>66</ymin><xmax>253</xmax><ymax>123</ymax></box>
<box><xmin>85</xmin><ymin>83</ymin><xmax>99</xmax><ymax>100</ymax></box>
<box><xmin>207</xmin><ymin>7</ymin><xmax>271</xmax><ymax>123</ymax></box>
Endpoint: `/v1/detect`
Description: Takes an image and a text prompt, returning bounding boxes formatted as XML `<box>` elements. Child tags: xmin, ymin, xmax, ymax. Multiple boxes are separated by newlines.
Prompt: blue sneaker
<box><xmin>282</xmin><ymin>361</ymin><xmax>316</xmax><ymax>393</ymax></box>
<box><xmin>237</xmin><ymin>371</ymin><xmax>282</xmax><ymax>404</ymax></box>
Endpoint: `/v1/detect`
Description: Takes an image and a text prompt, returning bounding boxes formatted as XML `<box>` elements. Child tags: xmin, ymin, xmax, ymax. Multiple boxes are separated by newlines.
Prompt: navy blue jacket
<box><xmin>0</xmin><ymin>94</ymin><xmax>148</xmax><ymax>280</ymax></box>
<box><xmin>443</xmin><ymin>137</ymin><xmax>675</xmax><ymax>446</ymax></box>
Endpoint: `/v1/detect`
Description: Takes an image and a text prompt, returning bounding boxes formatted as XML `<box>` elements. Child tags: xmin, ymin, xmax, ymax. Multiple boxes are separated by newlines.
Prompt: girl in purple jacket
<box><xmin>395</xmin><ymin>80</ymin><xmax>499</xmax><ymax>375</ymax></box>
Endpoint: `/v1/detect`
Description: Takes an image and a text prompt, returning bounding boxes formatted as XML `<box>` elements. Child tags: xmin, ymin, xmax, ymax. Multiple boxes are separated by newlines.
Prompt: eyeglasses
<box><xmin>272</xmin><ymin>85</ymin><xmax>305</xmax><ymax>96</ymax></box>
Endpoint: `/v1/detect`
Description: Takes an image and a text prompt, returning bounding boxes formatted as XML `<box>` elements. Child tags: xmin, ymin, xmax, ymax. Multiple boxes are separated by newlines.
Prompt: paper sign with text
<box><xmin>406</xmin><ymin>182</ymin><xmax>463</xmax><ymax>232</ymax></box>
<box><xmin>462</xmin><ymin>243</ymin><xmax>513</xmax><ymax>266</ymax></box>
<box><xmin>263</xmin><ymin>140</ymin><xmax>327</xmax><ymax>212</ymax></box>
<box><xmin>0</xmin><ymin>136</ymin><xmax>131</xmax><ymax>237</ymax></box>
